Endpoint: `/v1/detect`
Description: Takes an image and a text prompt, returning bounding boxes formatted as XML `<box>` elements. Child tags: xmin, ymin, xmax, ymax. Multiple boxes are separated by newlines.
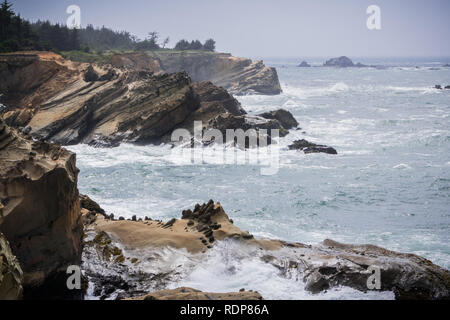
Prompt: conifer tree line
<box><xmin>0</xmin><ymin>0</ymin><xmax>216</xmax><ymax>53</ymax></box>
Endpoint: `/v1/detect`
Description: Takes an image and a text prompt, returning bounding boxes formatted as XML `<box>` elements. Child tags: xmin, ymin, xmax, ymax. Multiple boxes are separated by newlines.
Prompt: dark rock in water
<box><xmin>435</xmin><ymin>85</ymin><xmax>442</xmax><ymax>89</ymax></box>
<box><xmin>258</xmin><ymin>109</ymin><xmax>299</xmax><ymax>129</ymax></box>
<box><xmin>80</xmin><ymin>194</ymin><xmax>105</xmax><ymax>214</ymax></box>
<box><xmin>288</xmin><ymin>139</ymin><xmax>337</xmax><ymax>154</ymax></box>
<box><xmin>83</xmin><ymin>65</ymin><xmax>99</xmax><ymax>82</ymax></box>
<box><xmin>324</xmin><ymin>56</ymin><xmax>355</xmax><ymax>68</ymax></box>
<box><xmin>445</xmin><ymin>85</ymin><xmax>450</xmax><ymax>89</ymax></box>
<box><xmin>298</xmin><ymin>61</ymin><xmax>311</xmax><ymax>67</ymax></box>
<box><xmin>443</xmin><ymin>64</ymin><xmax>450</xmax><ymax>67</ymax></box>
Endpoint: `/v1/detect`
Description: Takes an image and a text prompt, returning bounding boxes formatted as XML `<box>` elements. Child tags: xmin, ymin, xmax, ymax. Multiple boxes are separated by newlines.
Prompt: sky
<box><xmin>9</xmin><ymin>0</ymin><xmax>450</xmax><ymax>58</ymax></box>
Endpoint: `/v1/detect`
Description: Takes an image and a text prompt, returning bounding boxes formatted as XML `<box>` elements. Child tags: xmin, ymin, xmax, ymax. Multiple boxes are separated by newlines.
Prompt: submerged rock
<box><xmin>0</xmin><ymin>118</ymin><xmax>83</xmax><ymax>299</ymax></box>
<box><xmin>288</xmin><ymin>139</ymin><xmax>337</xmax><ymax>154</ymax></box>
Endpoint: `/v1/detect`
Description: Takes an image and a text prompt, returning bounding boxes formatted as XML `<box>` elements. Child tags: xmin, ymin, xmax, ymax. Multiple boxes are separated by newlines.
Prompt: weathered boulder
<box><xmin>288</xmin><ymin>139</ymin><xmax>337</xmax><ymax>154</ymax></box>
<box><xmin>0</xmin><ymin>232</ymin><xmax>23</xmax><ymax>300</ymax></box>
<box><xmin>258</xmin><ymin>109</ymin><xmax>299</xmax><ymax>129</ymax></box>
<box><xmin>0</xmin><ymin>118</ymin><xmax>83</xmax><ymax>299</ymax></box>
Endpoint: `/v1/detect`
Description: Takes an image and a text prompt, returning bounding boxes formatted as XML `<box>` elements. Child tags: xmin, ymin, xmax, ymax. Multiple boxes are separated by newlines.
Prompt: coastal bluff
<box><xmin>112</xmin><ymin>51</ymin><xmax>282</xmax><ymax>95</ymax></box>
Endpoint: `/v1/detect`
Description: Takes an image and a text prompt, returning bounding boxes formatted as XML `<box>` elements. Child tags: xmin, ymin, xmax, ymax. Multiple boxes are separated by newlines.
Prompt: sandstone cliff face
<box><xmin>82</xmin><ymin>200</ymin><xmax>450</xmax><ymax>300</ymax></box>
<box><xmin>136</xmin><ymin>51</ymin><xmax>282</xmax><ymax>95</ymax></box>
<box><xmin>0</xmin><ymin>118</ymin><xmax>83</xmax><ymax>298</ymax></box>
<box><xmin>0</xmin><ymin>232</ymin><xmax>23</xmax><ymax>299</ymax></box>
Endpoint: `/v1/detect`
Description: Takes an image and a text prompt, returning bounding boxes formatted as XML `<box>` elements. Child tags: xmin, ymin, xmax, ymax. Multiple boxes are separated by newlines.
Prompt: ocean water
<box><xmin>70</xmin><ymin>58</ymin><xmax>450</xmax><ymax>299</ymax></box>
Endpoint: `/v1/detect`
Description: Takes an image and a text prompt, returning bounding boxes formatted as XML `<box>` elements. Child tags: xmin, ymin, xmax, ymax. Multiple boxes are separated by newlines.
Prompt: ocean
<box><xmin>70</xmin><ymin>57</ymin><xmax>450</xmax><ymax>299</ymax></box>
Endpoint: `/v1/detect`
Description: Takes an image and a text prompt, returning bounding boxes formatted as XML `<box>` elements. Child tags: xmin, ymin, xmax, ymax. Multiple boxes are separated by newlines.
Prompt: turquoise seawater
<box><xmin>71</xmin><ymin>58</ymin><xmax>450</xmax><ymax>278</ymax></box>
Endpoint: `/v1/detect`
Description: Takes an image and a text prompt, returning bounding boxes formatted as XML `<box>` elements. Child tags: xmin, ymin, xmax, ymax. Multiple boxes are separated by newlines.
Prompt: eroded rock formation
<box><xmin>0</xmin><ymin>118</ymin><xmax>83</xmax><ymax>298</ymax></box>
<box><xmin>82</xmin><ymin>200</ymin><xmax>449</xmax><ymax>300</ymax></box>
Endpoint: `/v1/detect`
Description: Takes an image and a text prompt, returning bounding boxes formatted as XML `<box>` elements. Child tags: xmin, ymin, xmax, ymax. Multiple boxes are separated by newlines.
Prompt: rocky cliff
<box><xmin>0</xmin><ymin>118</ymin><xmax>83</xmax><ymax>299</ymax></box>
<box><xmin>112</xmin><ymin>51</ymin><xmax>282</xmax><ymax>95</ymax></box>
<box><xmin>0</xmin><ymin>232</ymin><xmax>23</xmax><ymax>299</ymax></box>
<box><xmin>82</xmin><ymin>200</ymin><xmax>450</xmax><ymax>300</ymax></box>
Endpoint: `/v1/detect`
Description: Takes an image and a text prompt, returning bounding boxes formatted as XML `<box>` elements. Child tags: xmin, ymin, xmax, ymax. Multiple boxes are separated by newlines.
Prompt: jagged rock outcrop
<box><xmin>0</xmin><ymin>52</ymin><xmax>288</xmax><ymax>148</ymax></box>
<box><xmin>82</xmin><ymin>200</ymin><xmax>449</xmax><ymax>300</ymax></box>
<box><xmin>0</xmin><ymin>118</ymin><xmax>83</xmax><ymax>299</ymax></box>
<box><xmin>288</xmin><ymin>139</ymin><xmax>337</xmax><ymax>154</ymax></box>
<box><xmin>0</xmin><ymin>232</ymin><xmax>23</xmax><ymax>299</ymax></box>
<box><xmin>126</xmin><ymin>287</ymin><xmax>263</xmax><ymax>300</ymax></box>
<box><xmin>142</xmin><ymin>51</ymin><xmax>282</xmax><ymax>95</ymax></box>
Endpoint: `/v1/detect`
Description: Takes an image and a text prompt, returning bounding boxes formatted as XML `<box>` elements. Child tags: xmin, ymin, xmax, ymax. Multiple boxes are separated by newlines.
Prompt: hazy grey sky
<box><xmin>10</xmin><ymin>0</ymin><xmax>450</xmax><ymax>58</ymax></box>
